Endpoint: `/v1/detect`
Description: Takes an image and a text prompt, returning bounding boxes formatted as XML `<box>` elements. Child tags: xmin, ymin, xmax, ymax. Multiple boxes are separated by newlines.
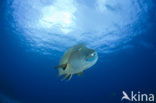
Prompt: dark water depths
<box><xmin>0</xmin><ymin>0</ymin><xmax>156</xmax><ymax>103</ymax></box>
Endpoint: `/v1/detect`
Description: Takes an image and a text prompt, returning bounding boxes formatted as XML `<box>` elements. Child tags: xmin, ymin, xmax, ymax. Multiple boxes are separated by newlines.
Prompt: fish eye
<box><xmin>91</xmin><ymin>53</ymin><xmax>95</xmax><ymax>56</ymax></box>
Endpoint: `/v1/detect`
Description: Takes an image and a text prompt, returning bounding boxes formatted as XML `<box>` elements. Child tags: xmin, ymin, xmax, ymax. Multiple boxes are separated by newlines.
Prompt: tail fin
<box><xmin>55</xmin><ymin>64</ymin><xmax>67</xmax><ymax>70</ymax></box>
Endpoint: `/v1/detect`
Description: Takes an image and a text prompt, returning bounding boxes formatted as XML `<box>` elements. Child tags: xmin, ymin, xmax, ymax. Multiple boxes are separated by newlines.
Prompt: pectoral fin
<box><xmin>55</xmin><ymin>64</ymin><xmax>68</xmax><ymax>70</ymax></box>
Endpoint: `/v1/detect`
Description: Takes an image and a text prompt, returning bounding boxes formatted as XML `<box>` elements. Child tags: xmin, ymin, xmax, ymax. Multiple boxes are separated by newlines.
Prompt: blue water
<box><xmin>0</xmin><ymin>0</ymin><xmax>156</xmax><ymax>103</ymax></box>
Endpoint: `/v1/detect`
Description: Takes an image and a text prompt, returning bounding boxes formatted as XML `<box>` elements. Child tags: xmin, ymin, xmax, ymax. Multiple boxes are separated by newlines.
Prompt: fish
<box><xmin>55</xmin><ymin>43</ymin><xmax>98</xmax><ymax>80</ymax></box>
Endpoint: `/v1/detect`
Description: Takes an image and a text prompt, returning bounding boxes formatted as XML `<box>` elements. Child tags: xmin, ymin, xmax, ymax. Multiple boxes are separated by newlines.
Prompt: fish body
<box><xmin>55</xmin><ymin>44</ymin><xmax>98</xmax><ymax>80</ymax></box>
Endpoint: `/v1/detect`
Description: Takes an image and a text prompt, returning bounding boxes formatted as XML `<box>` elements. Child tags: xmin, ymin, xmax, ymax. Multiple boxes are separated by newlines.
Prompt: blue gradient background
<box><xmin>0</xmin><ymin>0</ymin><xmax>156</xmax><ymax>103</ymax></box>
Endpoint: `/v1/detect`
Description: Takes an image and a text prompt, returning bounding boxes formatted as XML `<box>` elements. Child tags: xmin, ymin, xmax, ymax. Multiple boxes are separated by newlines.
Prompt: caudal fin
<box><xmin>55</xmin><ymin>64</ymin><xmax>67</xmax><ymax>70</ymax></box>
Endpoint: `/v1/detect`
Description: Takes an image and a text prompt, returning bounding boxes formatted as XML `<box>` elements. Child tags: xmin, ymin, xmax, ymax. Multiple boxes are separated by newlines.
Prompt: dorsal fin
<box><xmin>71</xmin><ymin>43</ymin><xmax>86</xmax><ymax>51</ymax></box>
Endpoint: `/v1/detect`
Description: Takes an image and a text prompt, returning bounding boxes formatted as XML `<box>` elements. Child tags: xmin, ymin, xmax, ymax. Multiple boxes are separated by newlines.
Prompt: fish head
<box><xmin>84</xmin><ymin>49</ymin><xmax>98</xmax><ymax>67</ymax></box>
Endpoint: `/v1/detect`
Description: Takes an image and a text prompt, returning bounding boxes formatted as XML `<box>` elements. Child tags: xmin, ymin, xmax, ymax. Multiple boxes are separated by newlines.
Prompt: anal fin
<box><xmin>61</xmin><ymin>74</ymin><xmax>69</xmax><ymax>81</ymax></box>
<box><xmin>67</xmin><ymin>74</ymin><xmax>72</xmax><ymax>80</ymax></box>
<box><xmin>61</xmin><ymin>74</ymin><xmax>72</xmax><ymax>81</ymax></box>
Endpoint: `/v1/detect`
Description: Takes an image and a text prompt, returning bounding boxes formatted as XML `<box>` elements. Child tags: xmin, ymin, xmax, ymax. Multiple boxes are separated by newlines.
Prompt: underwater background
<box><xmin>0</xmin><ymin>0</ymin><xmax>156</xmax><ymax>103</ymax></box>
